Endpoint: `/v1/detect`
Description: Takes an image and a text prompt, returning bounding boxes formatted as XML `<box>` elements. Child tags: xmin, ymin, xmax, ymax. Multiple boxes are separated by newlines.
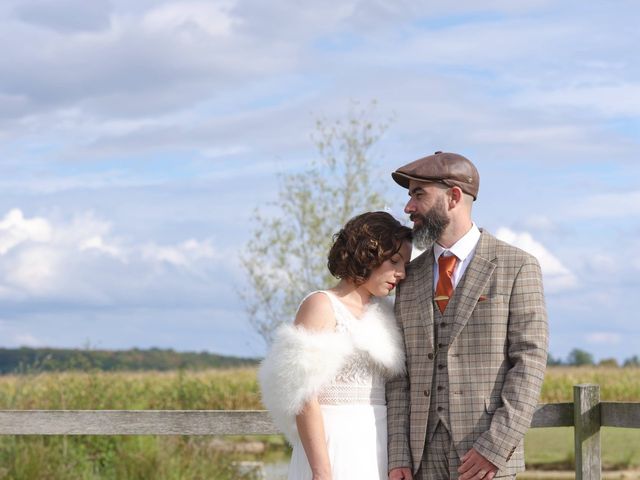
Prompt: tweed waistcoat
<box><xmin>426</xmin><ymin>304</ymin><xmax>455</xmax><ymax>437</ymax></box>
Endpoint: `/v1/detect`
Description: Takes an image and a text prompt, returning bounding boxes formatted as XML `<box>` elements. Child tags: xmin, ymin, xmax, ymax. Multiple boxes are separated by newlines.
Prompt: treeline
<box><xmin>0</xmin><ymin>347</ymin><xmax>259</xmax><ymax>374</ymax></box>
<box><xmin>548</xmin><ymin>348</ymin><xmax>639</xmax><ymax>367</ymax></box>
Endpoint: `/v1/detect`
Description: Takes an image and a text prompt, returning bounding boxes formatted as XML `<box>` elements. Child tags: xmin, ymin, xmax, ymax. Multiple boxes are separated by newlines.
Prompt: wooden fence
<box><xmin>1</xmin><ymin>384</ymin><xmax>639</xmax><ymax>480</ymax></box>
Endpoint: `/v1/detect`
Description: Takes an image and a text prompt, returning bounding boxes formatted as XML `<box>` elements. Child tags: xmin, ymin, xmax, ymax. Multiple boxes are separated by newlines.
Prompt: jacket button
<box><xmin>438</xmin><ymin>364</ymin><xmax>445</xmax><ymax>370</ymax></box>
<box><xmin>427</xmin><ymin>353</ymin><xmax>434</xmax><ymax>360</ymax></box>
<box><xmin>423</xmin><ymin>389</ymin><xmax>430</xmax><ymax>397</ymax></box>
<box><xmin>437</xmin><ymin>406</ymin><xmax>444</xmax><ymax>412</ymax></box>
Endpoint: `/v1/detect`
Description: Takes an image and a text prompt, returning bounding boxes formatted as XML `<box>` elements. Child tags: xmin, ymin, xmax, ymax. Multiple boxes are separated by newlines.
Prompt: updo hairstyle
<box><xmin>327</xmin><ymin>211</ymin><xmax>412</xmax><ymax>285</ymax></box>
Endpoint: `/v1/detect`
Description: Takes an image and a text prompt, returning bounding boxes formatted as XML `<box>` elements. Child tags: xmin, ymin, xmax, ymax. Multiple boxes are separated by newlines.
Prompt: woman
<box><xmin>259</xmin><ymin>211</ymin><xmax>412</xmax><ymax>480</ymax></box>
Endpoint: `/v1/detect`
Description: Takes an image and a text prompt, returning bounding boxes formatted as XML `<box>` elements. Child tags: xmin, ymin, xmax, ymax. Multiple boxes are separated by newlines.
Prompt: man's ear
<box><xmin>448</xmin><ymin>186</ymin><xmax>463</xmax><ymax>207</ymax></box>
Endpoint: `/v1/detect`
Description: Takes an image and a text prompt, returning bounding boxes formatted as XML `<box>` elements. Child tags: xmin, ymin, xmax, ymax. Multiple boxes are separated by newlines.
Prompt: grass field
<box><xmin>0</xmin><ymin>366</ymin><xmax>638</xmax><ymax>478</ymax></box>
<box><xmin>540</xmin><ymin>367</ymin><xmax>640</xmax><ymax>402</ymax></box>
<box><xmin>0</xmin><ymin>368</ymin><xmax>264</xmax><ymax>479</ymax></box>
<box><xmin>525</xmin><ymin>427</ymin><xmax>640</xmax><ymax>470</ymax></box>
<box><xmin>0</xmin><ymin>367</ymin><xmax>262</xmax><ymax>410</ymax></box>
<box><xmin>528</xmin><ymin>367</ymin><xmax>640</xmax><ymax>470</ymax></box>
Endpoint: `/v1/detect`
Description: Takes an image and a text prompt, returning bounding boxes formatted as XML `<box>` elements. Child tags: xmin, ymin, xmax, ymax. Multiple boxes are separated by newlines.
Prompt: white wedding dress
<box><xmin>287</xmin><ymin>291</ymin><xmax>389</xmax><ymax>480</ymax></box>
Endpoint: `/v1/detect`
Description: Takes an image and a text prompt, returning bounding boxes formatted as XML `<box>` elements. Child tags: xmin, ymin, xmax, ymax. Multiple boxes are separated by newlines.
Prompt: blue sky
<box><xmin>0</xmin><ymin>0</ymin><xmax>638</xmax><ymax>362</ymax></box>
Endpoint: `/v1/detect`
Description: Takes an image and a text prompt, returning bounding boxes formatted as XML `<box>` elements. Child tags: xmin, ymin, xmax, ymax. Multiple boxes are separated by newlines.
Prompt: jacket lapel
<box><xmin>449</xmin><ymin>231</ymin><xmax>497</xmax><ymax>342</ymax></box>
<box><xmin>413</xmin><ymin>249</ymin><xmax>435</xmax><ymax>348</ymax></box>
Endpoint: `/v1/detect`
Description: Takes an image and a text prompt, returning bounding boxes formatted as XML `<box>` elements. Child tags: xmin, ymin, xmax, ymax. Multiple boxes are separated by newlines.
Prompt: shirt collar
<box><xmin>434</xmin><ymin>223</ymin><xmax>481</xmax><ymax>262</ymax></box>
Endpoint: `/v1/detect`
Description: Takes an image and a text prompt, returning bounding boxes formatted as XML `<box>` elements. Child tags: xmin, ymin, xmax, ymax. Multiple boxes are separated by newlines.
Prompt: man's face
<box><xmin>404</xmin><ymin>180</ymin><xmax>450</xmax><ymax>249</ymax></box>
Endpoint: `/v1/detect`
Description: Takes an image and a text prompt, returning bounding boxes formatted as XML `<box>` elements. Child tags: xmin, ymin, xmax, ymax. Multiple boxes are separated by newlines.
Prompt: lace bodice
<box><xmin>313</xmin><ymin>291</ymin><xmax>386</xmax><ymax>406</ymax></box>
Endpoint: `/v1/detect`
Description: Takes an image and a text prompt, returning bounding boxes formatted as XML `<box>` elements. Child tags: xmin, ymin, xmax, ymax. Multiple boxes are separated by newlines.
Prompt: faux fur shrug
<box><xmin>258</xmin><ymin>294</ymin><xmax>405</xmax><ymax>443</ymax></box>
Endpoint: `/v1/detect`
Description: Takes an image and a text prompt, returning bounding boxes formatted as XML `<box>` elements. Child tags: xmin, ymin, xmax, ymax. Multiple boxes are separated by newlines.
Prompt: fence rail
<box><xmin>1</xmin><ymin>384</ymin><xmax>639</xmax><ymax>480</ymax></box>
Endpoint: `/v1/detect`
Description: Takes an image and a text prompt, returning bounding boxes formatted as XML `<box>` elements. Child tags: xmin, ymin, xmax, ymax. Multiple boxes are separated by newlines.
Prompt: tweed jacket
<box><xmin>386</xmin><ymin>230</ymin><xmax>548</xmax><ymax>475</ymax></box>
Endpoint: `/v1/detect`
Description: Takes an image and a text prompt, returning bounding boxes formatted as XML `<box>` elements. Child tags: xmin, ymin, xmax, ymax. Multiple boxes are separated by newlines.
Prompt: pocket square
<box><xmin>478</xmin><ymin>295</ymin><xmax>488</xmax><ymax>302</ymax></box>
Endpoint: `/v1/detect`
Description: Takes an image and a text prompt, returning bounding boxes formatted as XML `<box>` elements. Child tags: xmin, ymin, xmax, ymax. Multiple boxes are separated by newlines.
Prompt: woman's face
<box><xmin>361</xmin><ymin>240</ymin><xmax>412</xmax><ymax>297</ymax></box>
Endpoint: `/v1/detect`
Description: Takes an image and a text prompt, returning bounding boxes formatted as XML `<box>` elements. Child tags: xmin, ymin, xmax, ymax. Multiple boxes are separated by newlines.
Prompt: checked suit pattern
<box><xmin>386</xmin><ymin>230</ymin><xmax>548</xmax><ymax>477</ymax></box>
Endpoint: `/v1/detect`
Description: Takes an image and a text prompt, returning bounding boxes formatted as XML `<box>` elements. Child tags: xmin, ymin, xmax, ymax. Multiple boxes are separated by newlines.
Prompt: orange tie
<box><xmin>435</xmin><ymin>254</ymin><xmax>458</xmax><ymax>313</ymax></box>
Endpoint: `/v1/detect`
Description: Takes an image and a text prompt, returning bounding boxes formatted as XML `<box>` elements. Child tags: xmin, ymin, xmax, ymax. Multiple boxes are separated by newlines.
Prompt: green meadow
<box><xmin>0</xmin><ymin>366</ymin><xmax>638</xmax><ymax>479</ymax></box>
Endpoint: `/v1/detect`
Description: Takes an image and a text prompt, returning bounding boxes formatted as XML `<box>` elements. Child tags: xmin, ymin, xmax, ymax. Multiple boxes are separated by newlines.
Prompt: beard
<box><xmin>411</xmin><ymin>197</ymin><xmax>450</xmax><ymax>250</ymax></box>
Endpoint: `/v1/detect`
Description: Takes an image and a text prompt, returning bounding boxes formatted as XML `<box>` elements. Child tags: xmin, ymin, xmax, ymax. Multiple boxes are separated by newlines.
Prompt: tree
<box><xmin>547</xmin><ymin>353</ymin><xmax>563</xmax><ymax>366</ymax></box>
<box><xmin>623</xmin><ymin>355</ymin><xmax>640</xmax><ymax>367</ymax></box>
<box><xmin>598</xmin><ymin>357</ymin><xmax>619</xmax><ymax>368</ymax></box>
<box><xmin>566</xmin><ymin>348</ymin><xmax>594</xmax><ymax>366</ymax></box>
<box><xmin>240</xmin><ymin>102</ymin><xmax>390</xmax><ymax>345</ymax></box>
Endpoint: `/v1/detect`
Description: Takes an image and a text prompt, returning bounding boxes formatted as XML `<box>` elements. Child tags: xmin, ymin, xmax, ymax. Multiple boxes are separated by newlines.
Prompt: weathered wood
<box><xmin>0</xmin><ymin>402</ymin><xmax>588</xmax><ymax>435</ymax></box>
<box><xmin>530</xmin><ymin>402</ymin><xmax>573</xmax><ymax>427</ymax></box>
<box><xmin>574</xmin><ymin>384</ymin><xmax>601</xmax><ymax>480</ymax></box>
<box><xmin>0</xmin><ymin>410</ymin><xmax>279</xmax><ymax>435</ymax></box>
<box><xmin>0</xmin><ymin>398</ymin><xmax>638</xmax><ymax>438</ymax></box>
<box><xmin>601</xmin><ymin>402</ymin><xmax>640</xmax><ymax>428</ymax></box>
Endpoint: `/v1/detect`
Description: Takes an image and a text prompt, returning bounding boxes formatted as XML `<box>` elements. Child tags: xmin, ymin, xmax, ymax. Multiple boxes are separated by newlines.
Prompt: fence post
<box><xmin>574</xmin><ymin>384</ymin><xmax>601</xmax><ymax>480</ymax></box>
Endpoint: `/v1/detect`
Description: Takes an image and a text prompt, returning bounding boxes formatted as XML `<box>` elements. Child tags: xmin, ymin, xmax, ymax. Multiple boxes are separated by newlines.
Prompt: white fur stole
<box><xmin>258</xmin><ymin>296</ymin><xmax>405</xmax><ymax>443</ymax></box>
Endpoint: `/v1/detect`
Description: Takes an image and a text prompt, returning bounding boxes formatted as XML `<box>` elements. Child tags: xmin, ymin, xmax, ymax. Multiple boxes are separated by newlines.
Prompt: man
<box><xmin>386</xmin><ymin>152</ymin><xmax>548</xmax><ymax>480</ymax></box>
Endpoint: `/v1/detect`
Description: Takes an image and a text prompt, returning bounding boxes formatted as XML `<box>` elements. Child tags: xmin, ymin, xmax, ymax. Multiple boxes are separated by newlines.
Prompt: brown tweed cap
<box><xmin>391</xmin><ymin>151</ymin><xmax>480</xmax><ymax>200</ymax></box>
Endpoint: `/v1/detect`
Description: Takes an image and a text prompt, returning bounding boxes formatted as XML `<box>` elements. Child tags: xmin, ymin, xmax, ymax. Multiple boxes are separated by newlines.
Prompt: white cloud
<box><xmin>12</xmin><ymin>332</ymin><xmax>44</xmax><ymax>347</ymax></box>
<box><xmin>585</xmin><ymin>332</ymin><xmax>621</xmax><ymax>345</ymax></box>
<box><xmin>142</xmin><ymin>238</ymin><xmax>219</xmax><ymax>269</ymax></box>
<box><xmin>515</xmin><ymin>83</ymin><xmax>640</xmax><ymax>117</ymax></box>
<box><xmin>0</xmin><ymin>209</ymin><xmax>232</xmax><ymax>304</ymax></box>
<box><xmin>566</xmin><ymin>191</ymin><xmax>640</xmax><ymax>219</ymax></box>
<box><xmin>495</xmin><ymin>227</ymin><xmax>577</xmax><ymax>292</ymax></box>
<box><xmin>13</xmin><ymin>0</ymin><xmax>113</xmax><ymax>33</ymax></box>
<box><xmin>522</xmin><ymin>215</ymin><xmax>558</xmax><ymax>232</ymax></box>
<box><xmin>0</xmin><ymin>209</ymin><xmax>52</xmax><ymax>254</ymax></box>
<box><xmin>584</xmin><ymin>253</ymin><xmax>618</xmax><ymax>275</ymax></box>
<box><xmin>80</xmin><ymin>235</ymin><xmax>124</xmax><ymax>259</ymax></box>
<box><xmin>142</xmin><ymin>2</ymin><xmax>236</xmax><ymax>37</ymax></box>
<box><xmin>0</xmin><ymin>319</ymin><xmax>47</xmax><ymax>347</ymax></box>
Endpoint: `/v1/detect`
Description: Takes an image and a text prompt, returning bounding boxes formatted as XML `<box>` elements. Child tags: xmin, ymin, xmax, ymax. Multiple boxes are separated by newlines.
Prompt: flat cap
<box><xmin>392</xmin><ymin>151</ymin><xmax>480</xmax><ymax>200</ymax></box>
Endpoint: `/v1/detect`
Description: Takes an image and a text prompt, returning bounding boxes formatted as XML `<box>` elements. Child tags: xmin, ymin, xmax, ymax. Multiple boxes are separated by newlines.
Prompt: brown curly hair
<box><xmin>327</xmin><ymin>211</ymin><xmax>412</xmax><ymax>285</ymax></box>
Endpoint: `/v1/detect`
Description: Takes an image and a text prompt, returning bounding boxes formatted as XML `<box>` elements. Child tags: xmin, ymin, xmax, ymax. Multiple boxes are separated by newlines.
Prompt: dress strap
<box><xmin>299</xmin><ymin>290</ymin><xmax>351</xmax><ymax>331</ymax></box>
<box><xmin>319</xmin><ymin>290</ymin><xmax>356</xmax><ymax>331</ymax></box>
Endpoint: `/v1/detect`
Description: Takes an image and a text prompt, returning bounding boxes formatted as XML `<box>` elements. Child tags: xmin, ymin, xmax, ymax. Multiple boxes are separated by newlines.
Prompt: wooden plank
<box><xmin>0</xmin><ymin>400</ymin><xmax>637</xmax><ymax>436</ymax></box>
<box><xmin>530</xmin><ymin>402</ymin><xmax>574</xmax><ymax>427</ymax></box>
<box><xmin>0</xmin><ymin>410</ymin><xmax>279</xmax><ymax>436</ymax></box>
<box><xmin>601</xmin><ymin>402</ymin><xmax>640</xmax><ymax>428</ymax></box>
<box><xmin>574</xmin><ymin>384</ymin><xmax>601</xmax><ymax>480</ymax></box>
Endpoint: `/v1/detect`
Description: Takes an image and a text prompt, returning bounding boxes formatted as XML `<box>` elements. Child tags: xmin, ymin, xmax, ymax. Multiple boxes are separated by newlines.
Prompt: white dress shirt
<box><xmin>433</xmin><ymin>223</ymin><xmax>481</xmax><ymax>290</ymax></box>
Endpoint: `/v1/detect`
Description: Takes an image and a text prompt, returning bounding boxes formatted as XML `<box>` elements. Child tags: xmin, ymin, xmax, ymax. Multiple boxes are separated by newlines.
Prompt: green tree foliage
<box><xmin>0</xmin><ymin>347</ymin><xmax>257</xmax><ymax>374</ymax></box>
<box><xmin>623</xmin><ymin>355</ymin><xmax>640</xmax><ymax>367</ymax></box>
<box><xmin>240</xmin><ymin>102</ymin><xmax>390</xmax><ymax>345</ymax></box>
<box><xmin>547</xmin><ymin>353</ymin><xmax>564</xmax><ymax>366</ymax></box>
<box><xmin>598</xmin><ymin>357</ymin><xmax>619</xmax><ymax>367</ymax></box>
<box><xmin>566</xmin><ymin>348</ymin><xmax>595</xmax><ymax>366</ymax></box>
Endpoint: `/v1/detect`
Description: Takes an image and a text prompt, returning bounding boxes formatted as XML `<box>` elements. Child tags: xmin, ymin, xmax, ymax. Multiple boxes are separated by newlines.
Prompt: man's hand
<box><xmin>457</xmin><ymin>448</ymin><xmax>498</xmax><ymax>480</ymax></box>
<box><xmin>389</xmin><ymin>467</ymin><xmax>413</xmax><ymax>480</ymax></box>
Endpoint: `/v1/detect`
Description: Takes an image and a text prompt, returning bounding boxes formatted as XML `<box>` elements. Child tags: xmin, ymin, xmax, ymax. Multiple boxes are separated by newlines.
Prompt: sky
<box><xmin>0</xmin><ymin>0</ymin><xmax>638</xmax><ymax>363</ymax></box>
